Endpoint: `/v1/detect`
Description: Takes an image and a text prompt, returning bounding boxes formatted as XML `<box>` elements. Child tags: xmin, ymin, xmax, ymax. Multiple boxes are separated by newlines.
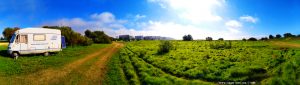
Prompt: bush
<box><xmin>242</xmin><ymin>38</ymin><xmax>247</xmax><ymax>41</ymax></box>
<box><xmin>209</xmin><ymin>41</ymin><xmax>232</xmax><ymax>49</ymax></box>
<box><xmin>218</xmin><ymin>38</ymin><xmax>224</xmax><ymax>41</ymax></box>
<box><xmin>183</xmin><ymin>34</ymin><xmax>193</xmax><ymax>41</ymax></box>
<box><xmin>269</xmin><ymin>35</ymin><xmax>274</xmax><ymax>39</ymax></box>
<box><xmin>275</xmin><ymin>34</ymin><xmax>282</xmax><ymax>38</ymax></box>
<box><xmin>260</xmin><ymin>37</ymin><xmax>268</xmax><ymax>41</ymax></box>
<box><xmin>248</xmin><ymin>37</ymin><xmax>257</xmax><ymax>41</ymax></box>
<box><xmin>158</xmin><ymin>41</ymin><xmax>173</xmax><ymax>54</ymax></box>
<box><xmin>206</xmin><ymin>37</ymin><xmax>213</xmax><ymax>41</ymax></box>
<box><xmin>43</xmin><ymin>26</ymin><xmax>92</xmax><ymax>46</ymax></box>
<box><xmin>85</xmin><ymin>30</ymin><xmax>113</xmax><ymax>44</ymax></box>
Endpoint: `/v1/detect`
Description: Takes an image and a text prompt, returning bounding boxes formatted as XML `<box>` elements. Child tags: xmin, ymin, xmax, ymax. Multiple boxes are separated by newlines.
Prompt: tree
<box><xmin>43</xmin><ymin>26</ymin><xmax>92</xmax><ymax>46</ymax></box>
<box><xmin>183</xmin><ymin>34</ymin><xmax>193</xmax><ymax>41</ymax></box>
<box><xmin>84</xmin><ymin>30</ymin><xmax>112</xmax><ymax>44</ymax></box>
<box><xmin>283</xmin><ymin>33</ymin><xmax>295</xmax><ymax>38</ymax></box>
<box><xmin>248</xmin><ymin>37</ymin><xmax>257</xmax><ymax>41</ymax></box>
<box><xmin>297</xmin><ymin>34</ymin><xmax>300</xmax><ymax>37</ymax></box>
<box><xmin>242</xmin><ymin>38</ymin><xmax>247</xmax><ymax>41</ymax></box>
<box><xmin>2</xmin><ymin>27</ymin><xmax>20</xmax><ymax>41</ymax></box>
<box><xmin>275</xmin><ymin>34</ymin><xmax>282</xmax><ymax>38</ymax></box>
<box><xmin>0</xmin><ymin>37</ymin><xmax>4</xmax><ymax>40</ymax></box>
<box><xmin>269</xmin><ymin>35</ymin><xmax>274</xmax><ymax>39</ymax></box>
<box><xmin>206</xmin><ymin>37</ymin><xmax>213</xmax><ymax>41</ymax></box>
<box><xmin>84</xmin><ymin>29</ymin><xmax>93</xmax><ymax>38</ymax></box>
<box><xmin>260</xmin><ymin>37</ymin><xmax>268</xmax><ymax>41</ymax></box>
<box><xmin>218</xmin><ymin>38</ymin><xmax>224</xmax><ymax>41</ymax></box>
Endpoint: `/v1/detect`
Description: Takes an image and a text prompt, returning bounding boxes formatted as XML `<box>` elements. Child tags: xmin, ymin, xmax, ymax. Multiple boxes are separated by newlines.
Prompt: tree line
<box><xmin>1</xmin><ymin>26</ymin><xmax>113</xmax><ymax>46</ymax></box>
<box><xmin>182</xmin><ymin>33</ymin><xmax>300</xmax><ymax>41</ymax></box>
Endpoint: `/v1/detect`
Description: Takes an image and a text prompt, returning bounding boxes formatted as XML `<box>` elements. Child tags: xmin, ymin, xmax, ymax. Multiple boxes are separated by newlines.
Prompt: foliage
<box><xmin>242</xmin><ymin>38</ymin><xmax>247</xmax><ymax>41</ymax></box>
<box><xmin>0</xmin><ymin>37</ymin><xmax>4</xmax><ymax>40</ymax></box>
<box><xmin>276</xmin><ymin>34</ymin><xmax>282</xmax><ymax>38</ymax></box>
<box><xmin>206</xmin><ymin>37</ymin><xmax>213</xmax><ymax>41</ymax></box>
<box><xmin>283</xmin><ymin>33</ymin><xmax>295</xmax><ymax>38</ymax></box>
<box><xmin>43</xmin><ymin>26</ymin><xmax>92</xmax><ymax>46</ymax></box>
<box><xmin>117</xmin><ymin>40</ymin><xmax>300</xmax><ymax>84</ymax></box>
<box><xmin>209</xmin><ymin>41</ymin><xmax>232</xmax><ymax>49</ymax></box>
<box><xmin>183</xmin><ymin>34</ymin><xmax>193</xmax><ymax>41</ymax></box>
<box><xmin>269</xmin><ymin>35</ymin><xmax>274</xmax><ymax>39</ymax></box>
<box><xmin>218</xmin><ymin>38</ymin><xmax>224</xmax><ymax>41</ymax></box>
<box><xmin>260</xmin><ymin>37</ymin><xmax>268</xmax><ymax>41</ymax></box>
<box><xmin>248</xmin><ymin>37</ymin><xmax>257</xmax><ymax>41</ymax></box>
<box><xmin>158</xmin><ymin>41</ymin><xmax>173</xmax><ymax>54</ymax></box>
<box><xmin>85</xmin><ymin>30</ymin><xmax>112</xmax><ymax>44</ymax></box>
<box><xmin>2</xmin><ymin>27</ymin><xmax>20</xmax><ymax>41</ymax></box>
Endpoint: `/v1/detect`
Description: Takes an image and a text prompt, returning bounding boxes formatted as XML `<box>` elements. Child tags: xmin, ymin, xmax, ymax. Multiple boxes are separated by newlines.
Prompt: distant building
<box><xmin>135</xmin><ymin>36</ymin><xmax>144</xmax><ymax>40</ymax></box>
<box><xmin>119</xmin><ymin>35</ymin><xmax>173</xmax><ymax>41</ymax></box>
<box><xmin>119</xmin><ymin>35</ymin><xmax>134</xmax><ymax>41</ymax></box>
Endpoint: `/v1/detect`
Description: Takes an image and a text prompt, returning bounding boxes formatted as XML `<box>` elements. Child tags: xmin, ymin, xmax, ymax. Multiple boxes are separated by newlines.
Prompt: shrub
<box><xmin>218</xmin><ymin>38</ymin><xmax>224</xmax><ymax>41</ymax></box>
<box><xmin>242</xmin><ymin>38</ymin><xmax>247</xmax><ymax>41</ymax></box>
<box><xmin>43</xmin><ymin>26</ymin><xmax>92</xmax><ymax>46</ymax></box>
<box><xmin>206</xmin><ymin>37</ymin><xmax>213</xmax><ymax>41</ymax></box>
<box><xmin>183</xmin><ymin>34</ymin><xmax>193</xmax><ymax>41</ymax></box>
<box><xmin>260</xmin><ymin>37</ymin><xmax>268</xmax><ymax>41</ymax></box>
<box><xmin>158</xmin><ymin>41</ymin><xmax>173</xmax><ymax>54</ymax></box>
<box><xmin>85</xmin><ymin>30</ymin><xmax>112</xmax><ymax>44</ymax></box>
<box><xmin>269</xmin><ymin>35</ymin><xmax>274</xmax><ymax>39</ymax></box>
<box><xmin>248</xmin><ymin>37</ymin><xmax>257</xmax><ymax>41</ymax></box>
<box><xmin>275</xmin><ymin>34</ymin><xmax>282</xmax><ymax>38</ymax></box>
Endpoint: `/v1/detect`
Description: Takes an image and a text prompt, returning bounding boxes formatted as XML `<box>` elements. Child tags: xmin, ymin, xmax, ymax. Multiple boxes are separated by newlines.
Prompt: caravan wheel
<box><xmin>12</xmin><ymin>52</ymin><xmax>19</xmax><ymax>59</ymax></box>
<box><xmin>44</xmin><ymin>52</ymin><xmax>49</xmax><ymax>56</ymax></box>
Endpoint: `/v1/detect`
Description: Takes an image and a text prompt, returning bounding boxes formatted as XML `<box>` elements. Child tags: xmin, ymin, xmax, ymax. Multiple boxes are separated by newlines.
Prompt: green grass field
<box><xmin>0</xmin><ymin>43</ymin><xmax>110</xmax><ymax>77</ymax></box>
<box><xmin>105</xmin><ymin>40</ymin><xmax>300</xmax><ymax>85</ymax></box>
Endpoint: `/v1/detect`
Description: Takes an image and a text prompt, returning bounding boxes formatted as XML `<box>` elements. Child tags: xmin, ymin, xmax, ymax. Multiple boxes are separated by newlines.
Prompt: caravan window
<box><xmin>33</xmin><ymin>34</ymin><xmax>46</xmax><ymax>41</ymax></box>
<box><xmin>19</xmin><ymin>35</ymin><xmax>28</xmax><ymax>43</ymax></box>
<box><xmin>15</xmin><ymin>35</ymin><xmax>20</xmax><ymax>43</ymax></box>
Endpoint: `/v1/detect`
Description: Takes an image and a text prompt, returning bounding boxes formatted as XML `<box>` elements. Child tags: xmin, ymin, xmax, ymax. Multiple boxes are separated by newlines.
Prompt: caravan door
<box><xmin>19</xmin><ymin>35</ymin><xmax>28</xmax><ymax>53</ymax></box>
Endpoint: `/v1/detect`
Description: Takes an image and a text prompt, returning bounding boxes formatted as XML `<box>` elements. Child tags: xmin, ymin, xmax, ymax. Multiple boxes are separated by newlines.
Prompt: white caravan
<box><xmin>7</xmin><ymin>28</ymin><xmax>64</xmax><ymax>59</ymax></box>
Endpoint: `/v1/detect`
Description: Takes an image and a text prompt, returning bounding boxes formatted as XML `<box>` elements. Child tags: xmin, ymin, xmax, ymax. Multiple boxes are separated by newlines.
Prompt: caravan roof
<box><xmin>16</xmin><ymin>28</ymin><xmax>61</xmax><ymax>34</ymax></box>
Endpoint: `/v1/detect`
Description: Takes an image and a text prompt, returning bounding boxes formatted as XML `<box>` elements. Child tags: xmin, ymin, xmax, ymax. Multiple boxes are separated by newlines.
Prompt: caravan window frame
<box><xmin>33</xmin><ymin>34</ymin><xmax>46</xmax><ymax>41</ymax></box>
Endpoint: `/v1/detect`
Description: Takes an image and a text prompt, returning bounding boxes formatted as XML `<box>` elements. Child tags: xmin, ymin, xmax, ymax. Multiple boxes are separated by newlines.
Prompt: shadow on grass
<box><xmin>0</xmin><ymin>50</ymin><xmax>56</xmax><ymax>59</ymax></box>
<box><xmin>0</xmin><ymin>50</ymin><xmax>11</xmax><ymax>58</ymax></box>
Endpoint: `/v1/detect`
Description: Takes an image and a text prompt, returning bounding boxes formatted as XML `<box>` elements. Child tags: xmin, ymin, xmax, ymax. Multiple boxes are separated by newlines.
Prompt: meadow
<box><xmin>0</xmin><ymin>42</ymin><xmax>112</xmax><ymax>84</ymax></box>
<box><xmin>105</xmin><ymin>40</ymin><xmax>300</xmax><ymax>85</ymax></box>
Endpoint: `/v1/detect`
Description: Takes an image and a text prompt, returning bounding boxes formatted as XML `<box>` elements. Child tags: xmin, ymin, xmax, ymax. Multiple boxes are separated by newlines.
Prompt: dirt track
<box><xmin>9</xmin><ymin>42</ymin><xmax>123</xmax><ymax>85</ymax></box>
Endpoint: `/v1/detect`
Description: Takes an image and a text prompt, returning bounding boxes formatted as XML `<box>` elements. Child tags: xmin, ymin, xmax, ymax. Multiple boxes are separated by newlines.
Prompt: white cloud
<box><xmin>148</xmin><ymin>0</ymin><xmax>225</xmax><ymax>23</ymax></box>
<box><xmin>42</xmin><ymin>12</ymin><xmax>254</xmax><ymax>40</ymax></box>
<box><xmin>134</xmin><ymin>14</ymin><xmax>146</xmax><ymax>21</ymax></box>
<box><xmin>240</xmin><ymin>15</ymin><xmax>258</xmax><ymax>23</ymax></box>
<box><xmin>225</xmin><ymin>20</ymin><xmax>242</xmax><ymax>33</ymax></box>
<box><xmin>42</xmin><ymin>12</ymin><xmax>127</xmax><ymax>35</ymax></box>
<box><xmin>90</xmin><ymin>12</ymin><xmax>116</xmax><ymax>23</ymax></box>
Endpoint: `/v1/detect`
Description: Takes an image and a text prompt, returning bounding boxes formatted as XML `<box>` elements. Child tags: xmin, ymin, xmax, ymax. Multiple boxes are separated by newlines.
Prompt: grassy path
<box><xmin>1</xmin><ymin>42</ymin><xmax>123</xmax><ymax>85</ymax></box>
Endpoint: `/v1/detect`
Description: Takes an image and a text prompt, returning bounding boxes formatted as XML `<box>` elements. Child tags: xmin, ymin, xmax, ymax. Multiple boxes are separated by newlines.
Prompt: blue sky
<box><xmin>0</xmin><ymin>0</ymin><xmax>300</xmax><ymax>39</ymax></box>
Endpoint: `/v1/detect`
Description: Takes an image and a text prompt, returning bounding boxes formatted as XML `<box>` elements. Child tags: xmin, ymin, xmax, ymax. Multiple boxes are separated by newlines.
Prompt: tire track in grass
<box><xmin>12</xmin><ymin>44</ymin><xmax>115</xmax><ymax>85</ymax></box>
<box><xmin>78</xmin><ymin>43</ymin><xmax>123</xmax><ymax>84</ymax></box>
<box><xmin>58</xmin><ymin>46</ymin><xmax>112</xmax><ymax>85</ymax></box>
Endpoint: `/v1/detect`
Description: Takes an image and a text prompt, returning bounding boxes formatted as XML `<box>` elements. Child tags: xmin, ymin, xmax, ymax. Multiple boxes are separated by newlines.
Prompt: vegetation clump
<box><xmin>43</xmin><ymin>26</ymin><xmax>93</xmax><ymax>46</ymax></box>
<box><xmin>158</xmin><ymin>41</ymin><xmax>173</xmax><ymax>54</ymax></box>
<box><xmin>85</xmin><ymin>29</ymin><xmax>113</xmax><ymax>44</ymax></box>
<box><xmin>183</xmin><ymin>34</ymin><xmax>193</xmax><ymax>41</ymax></box>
